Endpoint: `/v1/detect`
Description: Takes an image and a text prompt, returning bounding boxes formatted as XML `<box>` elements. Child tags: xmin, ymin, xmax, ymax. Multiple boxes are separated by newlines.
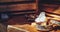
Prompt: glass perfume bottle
<box><xmin>35</xmin><ymin>12</ymin><xmax>46</xmax><ymax>25</ymax></box>
<box><xmin>35</xmin><ymin>12</ymin><xmax>48</xmax><ymax>31</ymax></box>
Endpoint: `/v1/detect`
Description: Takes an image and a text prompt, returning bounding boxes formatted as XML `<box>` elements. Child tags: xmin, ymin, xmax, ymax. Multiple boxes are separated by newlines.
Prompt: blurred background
<box><xmin>0</xmin><ymin>0</ymin><xmax>60</xmax><ymax>32</ymax></box>
<box><xmin>0</xmin><ymin>0</ymin><xmax>60</xmax><ymax>25</ymax></box>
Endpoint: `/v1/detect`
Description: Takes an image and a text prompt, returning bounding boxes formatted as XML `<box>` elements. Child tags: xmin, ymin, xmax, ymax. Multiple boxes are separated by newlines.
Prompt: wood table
<box><xmin>7</xmin><ymin>24</ymin><xmax>60</xmax><ymax>32</ymax></box>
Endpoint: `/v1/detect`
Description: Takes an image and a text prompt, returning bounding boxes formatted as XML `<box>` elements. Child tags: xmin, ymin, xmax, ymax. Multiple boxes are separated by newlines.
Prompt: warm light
<box><xmin>53</xmin><ymin>6</ymin><xmax>60</xmax><ymax>14</ymax></box>
<box><xmin>31</xmin><ymin>23</ymin><xmax>37</xmax><ymax>27</ymax></box>
<box><xmin>46</xmin><ymin>13</ymin><xmax>60</xmax><ymax>20</ymax></box>
<box><xmin>8</xmin><ymin>25</ymin><xmax>29</xmax><ymax>32</ymax></box>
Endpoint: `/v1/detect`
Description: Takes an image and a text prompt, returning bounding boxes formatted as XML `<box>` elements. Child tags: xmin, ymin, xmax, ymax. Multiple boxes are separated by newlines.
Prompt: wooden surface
<box><xmin>7</xmin><ymin>3</ymin><xmax>36</xmax><ymax>11</ymax></box>
<box><xmin>7</xmin><ymin>24</ymin><xmax>60</xmax><ymax>32</ymax></box>
<box><xmin>0</xmin><ymin>3</ymin><xmax>36</xmax><ymax>12</ymax></box>
<box><xmin>8</xmin><ymin>24</ymin><xmax>39</xmax><ymax>32</ymax></box>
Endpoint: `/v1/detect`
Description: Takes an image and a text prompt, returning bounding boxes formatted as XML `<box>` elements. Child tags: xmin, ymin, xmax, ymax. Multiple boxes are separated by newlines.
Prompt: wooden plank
<box><xmin>46</xmin><ymin>13</ymin><xmax>60</xmax><ymax>21</ymax></box>
<box><xmin>45</xmin><ymin>7</ymin><xmax>60</xmax><ymax>15</ymax></box>
<box><xmin>8</xmin><ymin>3</ymin><xmax>36</xmax><ymax>11</ymax></box>
<box><xmin>0</xmin><ymin>1</ymin><xmax>35</xmax><ymax>5</ymax></box>
<box><xmin>42</xmin><ymin>4</ymin><xmax>59</xmax><ymax>7</ymax></box>
<box><xmin>0</xmin><ymin>3</ymin><xmax>36</xmax><ymax>12</ymax></box>
<box><xmin>0</xmin><ymin>0</ymin><xmax>35</xmax><ymax>5</ymax></box>
<box><xmin>0</xmin><ymin>0</ymin><xmax>35</xmax><ymax>2</ymax></box>
<box><xmin>12</xmin><ymin>11</ymin><xmax>35</xmax><ymax>15</ymax></box>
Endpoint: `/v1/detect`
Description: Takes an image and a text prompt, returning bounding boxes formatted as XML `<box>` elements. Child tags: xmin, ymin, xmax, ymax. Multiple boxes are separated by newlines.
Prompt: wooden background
<box><xmin>0</xmin><ymin>0</ymin><xmax>60</xmax><ymax>25</ymax></box>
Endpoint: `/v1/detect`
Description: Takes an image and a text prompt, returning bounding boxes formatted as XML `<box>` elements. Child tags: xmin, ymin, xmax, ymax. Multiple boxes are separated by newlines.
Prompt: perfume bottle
<box><xmin>35</xmin><ymin>12</ymin><xmax>48</xmax><ymax>31</ymax></box>
<box><xmin>35</xmin><ymin>12</ymin><xmax>46</xmax><ymax>25</ymax></box>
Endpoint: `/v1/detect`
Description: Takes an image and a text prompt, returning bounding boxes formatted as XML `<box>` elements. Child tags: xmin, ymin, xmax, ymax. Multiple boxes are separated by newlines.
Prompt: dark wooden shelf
<box><xmin>39</xmin><ymin>0</ymin><xmax>60</xmax><ymax>4</ymax></box>
<box><xmin>0</xmin><ymin>0</ymin><xmax>35</xmax><ymax>5</ymax></box>
<box><xmin>0</xmin><ymin>9</ymin><xmax>35</xmax><ymax>12</ymax></box>
<box><xmin>0</xmin><ymin>9</ymin><xmax>35</xmax><ymax>16</ymax></box>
